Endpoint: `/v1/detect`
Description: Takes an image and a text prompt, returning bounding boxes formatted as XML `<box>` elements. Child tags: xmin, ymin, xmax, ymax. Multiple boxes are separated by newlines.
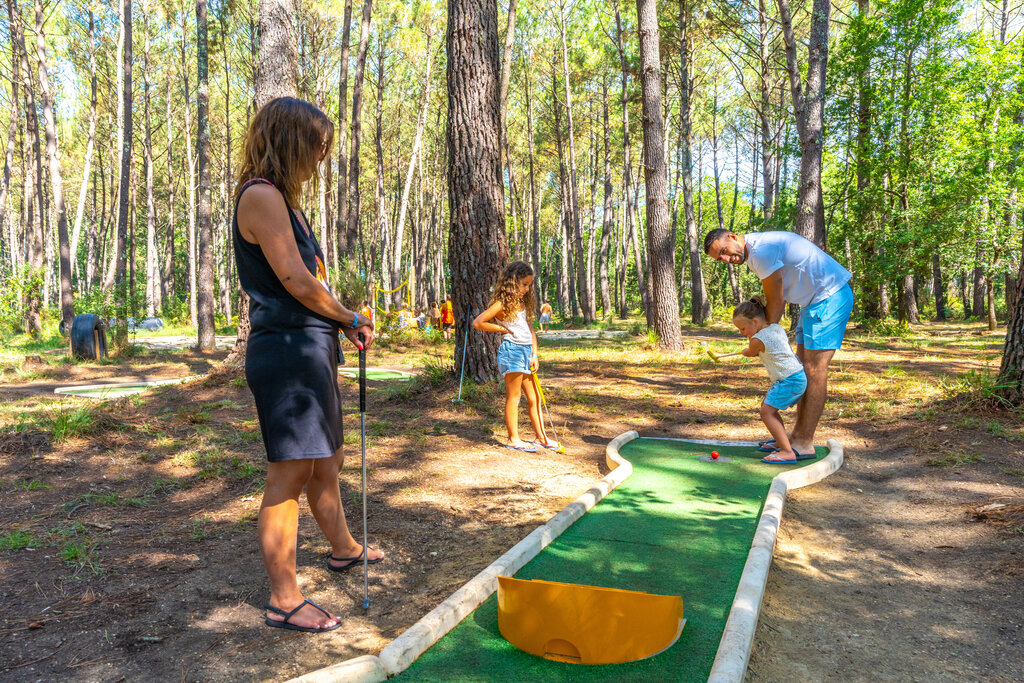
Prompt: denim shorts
<box><xmin>497</xmin><ymin>340</ymin><xmax>532</xmax><ymax>376</ymax></box>
<box><xmin>539</xmin><ymin>313</ymin><xmax>551</xmax><ymax>324</ymax></box>
<box><xmin>765</xmin><ymin>369</ymin><xmax>807</xmax><ymax>411</ymax></box>
<box><xmin>795</xmin><ymin>284</ymin><xmax>854</xmax><ymax>350</ymax></box>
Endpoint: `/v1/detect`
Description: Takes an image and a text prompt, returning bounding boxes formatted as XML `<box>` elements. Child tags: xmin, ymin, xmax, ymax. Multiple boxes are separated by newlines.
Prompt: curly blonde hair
<box><xmin>491</xmin><ymin>261</ymin><xmax>536</xmax><ymax>322</ymax></box>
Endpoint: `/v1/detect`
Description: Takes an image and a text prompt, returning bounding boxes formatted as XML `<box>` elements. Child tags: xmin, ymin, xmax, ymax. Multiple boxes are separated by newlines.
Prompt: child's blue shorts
<box><xmin>497</xmin><ymin>340</ymin><xmax>532</xmax><ymax>376</ymax></box>
<box><xmin>765</xmin><ymin>369</ymin><xmax>807</xmax><ymax>410</ymax></box>
<box><xmin>795</xmin><ymin>284</ymin><xmax>854</xmax><ymax>350</ymax></box>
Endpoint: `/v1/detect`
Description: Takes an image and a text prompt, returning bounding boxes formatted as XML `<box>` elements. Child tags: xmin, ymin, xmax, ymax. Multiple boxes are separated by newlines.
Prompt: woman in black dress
<box><xmin>233</xmin><ymin>98</ymin><xmax>383</xmax><ymax>633</ymax></box>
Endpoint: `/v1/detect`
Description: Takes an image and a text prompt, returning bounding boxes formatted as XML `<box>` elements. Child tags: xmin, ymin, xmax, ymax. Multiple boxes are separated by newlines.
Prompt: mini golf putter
<box><xmin>497</xmin><ymin>576</ymin><xmax>685</xmax><ymax>665</ymax></box>
<box><xmin>700</xmin><ymin>342</ymin><xmax>742</xmax><ymax>363</ymax></box>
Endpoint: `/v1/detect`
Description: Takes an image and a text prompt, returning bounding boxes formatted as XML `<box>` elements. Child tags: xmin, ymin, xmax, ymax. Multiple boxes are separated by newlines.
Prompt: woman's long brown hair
<box><xmin>234</xmin><ymin>97</ymin><xmax>334</xmax><ymax>207</ymax></box>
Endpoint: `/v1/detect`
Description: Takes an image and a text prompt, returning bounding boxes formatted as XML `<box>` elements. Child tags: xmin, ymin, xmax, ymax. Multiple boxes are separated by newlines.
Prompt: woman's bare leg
<box><xmin>260</xmin><ymin>459</ymin><xmax>340</xmax><ymax>629</ymax></box>
<box><xmin>307</xmin><ymin>449</ymin><xmax>385</xmax><ymax>569</ymax></box>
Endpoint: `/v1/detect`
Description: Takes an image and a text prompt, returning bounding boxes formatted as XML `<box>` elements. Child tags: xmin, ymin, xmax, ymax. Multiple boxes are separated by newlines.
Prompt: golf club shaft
<box><xmin>455</xmin><ymin>307</ymin><xmax>469</xmax><ymax>402</ymax></box>
<box><xmin>533</xmin><ymin>373</ymin><xmax>559</xmax><ymax>444</ymax></box>
<box><xmin>358</xmin><ymin>334</ymin><xmax>369</xmax><ymax>609</ymax></box>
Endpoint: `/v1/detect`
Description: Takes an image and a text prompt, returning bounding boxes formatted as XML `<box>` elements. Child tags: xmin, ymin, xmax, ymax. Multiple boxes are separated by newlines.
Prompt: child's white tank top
<box><xmin>753</xmin><ymin>323</ymin><xmax>803</xmax><ymax>383</ymax></box>
<box><xmin>502</xmin><ymin>310</ymin><xmax>533</xmax><ymax>346</ymax></box>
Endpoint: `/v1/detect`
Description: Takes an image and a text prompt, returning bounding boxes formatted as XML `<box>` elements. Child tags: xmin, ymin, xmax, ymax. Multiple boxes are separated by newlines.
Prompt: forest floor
<box><xmin>0</xmin><ymin>319</ymin><xmax>1022</xmax><ymax>682</ymax></box>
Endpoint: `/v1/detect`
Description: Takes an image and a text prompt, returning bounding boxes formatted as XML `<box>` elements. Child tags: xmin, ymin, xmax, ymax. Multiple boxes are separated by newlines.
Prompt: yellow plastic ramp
<box><xmin>497</xmin><ymin>576</ymin><xmax>685</xmax><ymax>665</ymax></box>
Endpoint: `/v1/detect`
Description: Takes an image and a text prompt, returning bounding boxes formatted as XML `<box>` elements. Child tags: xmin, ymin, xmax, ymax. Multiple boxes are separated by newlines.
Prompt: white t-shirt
<box><xmin>744</xmin><ymin>232</ymin><xmax>851</xmax><ymax>307</ymax></box>
<box><xmin>753</xmin><ymin>323</ymin><xmax>804</xmax><ymax>383</ymax></box>
<box><xmin>502</xmin><ymin>309</ymin><xmax>533</xmax><ymax>346</ymax></box>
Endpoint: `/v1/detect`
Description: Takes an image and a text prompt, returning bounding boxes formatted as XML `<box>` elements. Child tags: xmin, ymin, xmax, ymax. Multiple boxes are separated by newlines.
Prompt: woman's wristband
<box><xmin>344</xmin><ymin>311</ymin><xmax>360</xmax><ymax>329</ymax></box>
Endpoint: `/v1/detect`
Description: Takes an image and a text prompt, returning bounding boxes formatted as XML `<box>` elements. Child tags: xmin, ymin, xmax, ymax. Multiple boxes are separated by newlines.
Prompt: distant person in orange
<box><xmin>360</xmin><ymin>300</ymin><xmax>373</xmax><ymax>324</ymax></box>
<box><xmin>440</xmin><ymin>297</ymin><xmax>455</xmax><ymax>340</ymax></box>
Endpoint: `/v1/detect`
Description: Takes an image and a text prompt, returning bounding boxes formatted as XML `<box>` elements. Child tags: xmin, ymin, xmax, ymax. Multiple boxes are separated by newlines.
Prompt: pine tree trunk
<box><xmin>776</xmin><ymin>0</ymin><xmax>830</xmax><ymax>247</ymax></box>
<box><xmin>163</xmin><ymin>75</ymin><xmax>176</xmax><ymax>306</ymax></box>
<box><xmin>636</xmin><ymin>0</ymin><xmax>682</xmax><ymax>349</ymax></box>
<box><xmin>679</xmin><ymin>0</ymin><xmax>709</xmax><ymax>323</ymax></box>
<box><xmin>558</xmin><ymin>0</ymin><xmax>588</xmax><ymax>322</ymax></box>
<box><xmin>932</xmin><ymin>251</ymin><xmax>947</xmax><ymax>321</ymax></box>
<box><xmin>448</xmin><ymin>0</ymin><xmax>508</xmax><ymax>381</ymax></box>
<box><xmin>599</xmin><ymin>79</ymin><xmax>614</xmax><ymax>316</ymax></box>
<box><xmin>196</xmin><ymin>0</ymin><xmax>215</xmax><ymax>349</ymax></box>
<box><xmin>71</xmin><ymin>11</ymin><xmax>97</xmax><ymax>283</ymax></box>
<box><xmin>10</xmin><ymin>0</ymin><xmax>43</xmax><ymax>333</ymax></box>
<box><xmin>525</xmin><ymin>47</ymin><xmax>542</xmax><ymax>310</ymax></box>
<box><xmin>143</xmin><ymin>3</ymin><xmax>158</xmax><ymax>317</ymax></box>
<box><xmin>113</xmin><ymin>0</ymin><xmax>133</xmax><ymax>343</ymax></box>
<box><xmin>33</xmin><ymin>0</ymin><xmax>73</xmax><ymax>329</ymax></box>
<box><xmin>344</xmin><ymin>0</ymin><xmax>373</xmax><ymax>260</ymax></box>
<box><xmin>391</xmin><ymin>34</ymin><xmax>434</xmax><ymax>302</ymax></box>
<box><xmin>226</xmin><ymin>0</ymin><xmax>299</xmax><ymax>367</ymax></box>
<box><xmin>335</xmin><ymin>0</ymin><xmax>352</xmax><ymax>264</ymax></box>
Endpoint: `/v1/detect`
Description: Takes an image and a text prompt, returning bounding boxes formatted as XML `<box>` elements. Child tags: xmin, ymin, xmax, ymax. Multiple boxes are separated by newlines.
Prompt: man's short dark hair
<box><xmin>703</xmin><ymin>228</ymin><xmax>732</xmax><ymax>255</ymax></box>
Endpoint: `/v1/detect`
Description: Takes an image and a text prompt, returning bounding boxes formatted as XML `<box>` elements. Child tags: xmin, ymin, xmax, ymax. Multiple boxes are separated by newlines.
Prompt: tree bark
<box><xmin>636</xmin><ymin>0</ymin><xmax>682</xmax><ymax>350</ymax></box>
<box><xmin>932</xmin><ymin>251</ymin><xmax>946</xmax><ymax>321</ymax></box>
<box><xmin>33</xmin><ymin>0</ymin><xmax>73</xmax><ymax>330</ymax></box>
<box><xmin>335</xmin><ymin>0</ymin><xmax>353</xmax><ymax>263</ymax></box>
<box><xmin>143</xmin><ymin>2</ymin><xmax>158</xmax><ymax>317</ymax></box>
<box><xmin>197</xmin><ymin>0</ymin><xmax>215</xmax><ymax>350</ymax></box>
<box><xmin>776</xmin><ymin>0</ymin><xmax>830</xmax><ymax>247</ymax></box>
<box><xmin>679</xmin><ymin>0</ymin><xmax>709</xmax><ymax>323</ymax></box>
<box><xmin>599</xmin><ymin>78</ymin><xmax>614</xmax><ymax>316</ymax></box>
<box><xmin>70</xmin><ymin>11</ymin><xmax>97</xmax><ymax>284</ymax></box>
<box><xmin>113</xmin><ymin>0</ymin><xmax>133</xmax><ymax>343</ymax></box>
<box><xmin>447</xmin><ymin>0</ymin><xmax>508</xmax><ymax>381</ymax></box>
<box><xmin>391</xmin><ymin>33</ymin><xmax>434</xmax><ymax>305</ymax></box>
<box><xmin>226</xmin><ymin>0</ymin><xmax>299</xmax><ymax>367</ymax></box>
<box><xmin>525</xmin><ymin>46</ymin><xmax>541</xmax><ymax>310</ymax></box>
<box><xmin>163</xmin><ymin>73</ymin><xmax>176</xmax><ymax>306</ymax></box>
<box><xmin>344</xmin><ymin>0</ymin><xmax>373</xmax><ymax>260</ymax></box>
<box><xmin>558</xmin><ymin>0</ymin><xmax>589</xmax><ymax>323</ymax></box>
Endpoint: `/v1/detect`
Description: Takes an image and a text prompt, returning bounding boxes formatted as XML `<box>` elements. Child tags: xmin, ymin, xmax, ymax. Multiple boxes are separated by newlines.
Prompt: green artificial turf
<box><xmin>399</xmin><ymin>438</ymin><xmax>825</xmax><ymax>682</ymax></box>
<box><xmin>339</xmin><ymin>369</ymin><xmax>411</xmax><ymax>381</ymax></box>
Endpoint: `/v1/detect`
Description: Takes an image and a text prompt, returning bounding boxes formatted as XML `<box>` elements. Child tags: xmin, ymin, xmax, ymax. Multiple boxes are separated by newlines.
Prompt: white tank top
<box><xmin>502</xmin><ymin>309</ymin><xmax>533</xmax><ymax>346</ymax></box>
<box><xmin>753</xmin><ymin>323</ymin><xmax>804</xmax><ymax>383</ymax></box>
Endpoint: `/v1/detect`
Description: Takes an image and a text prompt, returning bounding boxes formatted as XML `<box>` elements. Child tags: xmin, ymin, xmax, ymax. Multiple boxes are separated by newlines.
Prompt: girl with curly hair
<box><xmin>472</xmin><ymin>261</ymin><xmax>559</xmax><ymax>452</ymax></box>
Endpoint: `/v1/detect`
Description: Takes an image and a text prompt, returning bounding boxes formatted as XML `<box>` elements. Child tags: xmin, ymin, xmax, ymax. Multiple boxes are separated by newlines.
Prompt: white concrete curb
<box><xmin>707</xmin><ymin>438</ymin><xmax>844</xmax><ymax>683</ymax></box>
<box><xmin>284</xmin><ymin>430</ymin><xmax>639</xmax><ymax>683</ymax></box>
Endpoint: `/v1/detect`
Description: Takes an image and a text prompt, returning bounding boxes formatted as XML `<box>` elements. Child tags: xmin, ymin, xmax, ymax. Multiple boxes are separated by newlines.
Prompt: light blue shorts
<box><xmin>795</xmin><ymin>284</ymin><xmax>854</xmax><ymax>350</ymax></box>
<box><xmin>497</xmin><ymin>340</ymin><xmax>532</xmax><ymax>376</ymax></box>
<box><xmin>539</xmin><ymin>313</ymin><xmax>551</xmax><ymax>325</ymax></box>
<box><xmin>765</xmin><ymin>369</ymin><xmax>807</xmax><ymax>411</ymax></box>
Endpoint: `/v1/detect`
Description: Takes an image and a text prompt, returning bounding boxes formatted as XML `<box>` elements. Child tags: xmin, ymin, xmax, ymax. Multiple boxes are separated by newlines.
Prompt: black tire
<box><xmin>70</xmin><ymin>314</ymin><xmax>107</xmax><ymax>361</ymax></box>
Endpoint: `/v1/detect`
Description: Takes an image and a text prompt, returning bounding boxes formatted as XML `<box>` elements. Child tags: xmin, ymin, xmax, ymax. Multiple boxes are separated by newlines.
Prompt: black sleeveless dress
<box><xmin>233</xmin><ymin>178</ymin><xmax>343</xmax><ymax>462</ymax></box>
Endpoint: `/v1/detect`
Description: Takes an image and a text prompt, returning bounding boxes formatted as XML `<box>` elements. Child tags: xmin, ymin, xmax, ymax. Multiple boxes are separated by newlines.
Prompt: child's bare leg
<box><xmin>522</xmin><ymin>375</ymin><xmax>548</xmax><ymax>445</ymax></box>
<box><xmin>504</xmin><ymin>373</ymin><xmax>528</xmax><ymax>446</ymax></box>
<box><xmin>760</xmin><ymin>402</ymin><xmax>797</xmax><ymax>462</ymax></box>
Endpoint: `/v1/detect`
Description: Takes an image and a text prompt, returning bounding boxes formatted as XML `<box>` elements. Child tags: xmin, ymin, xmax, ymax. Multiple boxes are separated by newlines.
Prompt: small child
<box><xmin>472</xmin><ymin>261</ymin><xmax>559</xmax><ymax>453</ymax></box>
<box><xmin>732</xmin><ymin>296</ymin><xmax>808</xmax><ymax>464</ymax></box>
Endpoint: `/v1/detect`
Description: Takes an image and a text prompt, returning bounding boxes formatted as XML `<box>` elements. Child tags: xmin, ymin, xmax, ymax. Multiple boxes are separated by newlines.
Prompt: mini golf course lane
<box><xmin>400</xmin><ymin>438</ymin><xmax>826</xmax><ymax>682</ymax></box>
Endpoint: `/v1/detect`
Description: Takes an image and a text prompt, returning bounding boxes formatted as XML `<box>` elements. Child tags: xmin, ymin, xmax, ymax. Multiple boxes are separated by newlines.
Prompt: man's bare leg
<box><xmin>791</xmin><ymin>346</ymin><xmax>835</xmax><ymax>453</ymax></box>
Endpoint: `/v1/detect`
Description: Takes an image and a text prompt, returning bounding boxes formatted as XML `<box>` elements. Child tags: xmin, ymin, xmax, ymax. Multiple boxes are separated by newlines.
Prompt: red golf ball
<box><xmin>711</xmin><ymin>451</ymin><xmax>719</xmax><ymax>460</ymax></box>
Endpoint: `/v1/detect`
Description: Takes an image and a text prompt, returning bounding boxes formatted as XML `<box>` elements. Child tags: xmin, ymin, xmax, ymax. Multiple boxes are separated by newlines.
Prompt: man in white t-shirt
<box><xmin>704</xmin><ymin>229</ymin><xmax>854</xmax><ymax>458</ymax></box>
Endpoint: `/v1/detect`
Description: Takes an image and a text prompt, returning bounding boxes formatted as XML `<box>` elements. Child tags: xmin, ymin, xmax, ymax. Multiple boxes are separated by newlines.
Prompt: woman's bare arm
<box><xmin>237</xmin><ymin>184</ymin><xmax>374</xmax><ymax>347</ymax></box>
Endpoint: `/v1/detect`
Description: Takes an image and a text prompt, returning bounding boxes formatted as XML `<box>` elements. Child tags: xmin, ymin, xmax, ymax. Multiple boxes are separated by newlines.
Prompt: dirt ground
<box><xmin>1</xmin><ymin>321</ymin><xmax>1022</xmax><ymax>682</ymax></box>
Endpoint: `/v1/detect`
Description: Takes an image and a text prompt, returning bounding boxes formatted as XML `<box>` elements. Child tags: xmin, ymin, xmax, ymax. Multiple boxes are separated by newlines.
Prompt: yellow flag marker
<box><xmin>497</xmin><ymin>576</ymin><xmax>685</xmax><ymax>665</ymax></box>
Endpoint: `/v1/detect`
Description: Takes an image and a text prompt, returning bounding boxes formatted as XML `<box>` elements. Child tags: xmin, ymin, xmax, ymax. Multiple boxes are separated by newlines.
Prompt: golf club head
<box><xmin>363</xmin><ymin>599</ymin><xmax>370</xmax><ymax>609</ymax></box>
